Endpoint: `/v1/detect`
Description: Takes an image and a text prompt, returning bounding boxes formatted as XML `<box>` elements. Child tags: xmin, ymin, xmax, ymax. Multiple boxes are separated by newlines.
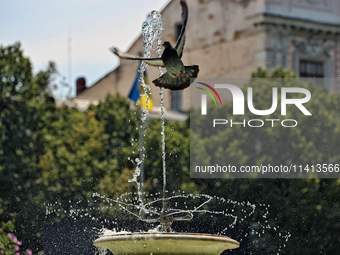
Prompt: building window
<box><xmin>299</xmin><ymin>60</ymin><xmax>324</xmax><ymax>78</ymax></box>
<box><xmin>171</xmin><ymin>90</ymin><xmax>182</xmax><ymax>111</ymax></box>
<box><xmin>175</xmin><ymin>23</ymin><xmax>182</xmax><ymax>39</ymax></box>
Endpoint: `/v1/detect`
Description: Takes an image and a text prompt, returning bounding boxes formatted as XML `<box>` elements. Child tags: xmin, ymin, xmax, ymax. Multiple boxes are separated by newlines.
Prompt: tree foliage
<box><xmin>1</xmin><ymin>43</ymin><xmax>340</xmax><ymax>255</ymax></box>
<box><xmin>189</xmin><ymin>68</ymin><xmax>340</xmax><ymax>254</ymax></box>
<box><xmin>0</xmin><ymin>42</ymin><xmax>57</xmax><ymax>253</ymax></box>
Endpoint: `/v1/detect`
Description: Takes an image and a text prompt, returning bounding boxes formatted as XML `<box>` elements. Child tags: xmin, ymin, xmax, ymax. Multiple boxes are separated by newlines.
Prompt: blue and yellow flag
<box><xmin>128</xmin><ymin>68</ymin><xmax>141</xmax><ymax>103</ymax></box>
<box><xmin>128</xmin><ymin>68</ymin><xmax>153</xmax><ymax>111</ymax></box>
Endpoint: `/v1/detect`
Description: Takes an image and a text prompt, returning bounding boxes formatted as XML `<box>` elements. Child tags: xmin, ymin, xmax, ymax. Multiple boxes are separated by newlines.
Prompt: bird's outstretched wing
<box><xmin>110</xmin><ymin>0</ymin><xmax>188</xmax><ymax>63</ymax></box>
<box><xmin>110</xmin><ymin>47</ymin><xmax>164</xmax><ymax>67</ymax></box>
<box><xmin>175</xmin><ymin>0</ymin><xmax>188</xmax><ymax>59</ymax></box>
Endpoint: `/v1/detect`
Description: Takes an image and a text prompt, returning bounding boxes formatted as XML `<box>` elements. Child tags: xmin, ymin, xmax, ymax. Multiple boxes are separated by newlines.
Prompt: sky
<box><xmin>1</xmin><ymin>0</ymin><xmax>170</xmax><ymax>98</ymax></box>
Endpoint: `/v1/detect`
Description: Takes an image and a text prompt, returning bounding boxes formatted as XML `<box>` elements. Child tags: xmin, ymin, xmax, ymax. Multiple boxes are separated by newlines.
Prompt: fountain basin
<box><xmin>93</xmin><ymin>232</ymin><xmax>239</xmax><ymax>255</ymax></box>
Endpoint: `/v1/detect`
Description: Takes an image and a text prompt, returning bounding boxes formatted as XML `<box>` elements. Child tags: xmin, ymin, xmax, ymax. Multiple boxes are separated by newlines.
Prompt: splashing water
<box><xmin>68</xmin><ymin>5</ymin><xmax>293</xmax><ymax>255</ymax></box>
<box><xmin>139</xmin><ymin>10</ymin><xmax>163</xmax><ymax>121</ymax></box>
<box><xmin>128</xmin><ymin>158</ymin><xmax>143</xmax><ymax>206</ymax></box>
<box><xmin>141</xmin><ymin>10</ymin><xmax>167</xmax><ymax>216</ymax></box>
<box><xmin>143</xmin><ymin>11</ymin><xmax>168</xmax><ymax>209</ymax></box>
<box><xmin>129</xmin><ymin>10</ymin><xmax>164</xmax><ymax>217</ymax></box>
<box><xmin>45</xmin><ymin>191</ymin><xmax>290</xmax><ymax>253</ymax></box>
<box><xmin>142</xmin><ymin>11</ymin><xmax>163</xmax><ymax>57</ymax></box>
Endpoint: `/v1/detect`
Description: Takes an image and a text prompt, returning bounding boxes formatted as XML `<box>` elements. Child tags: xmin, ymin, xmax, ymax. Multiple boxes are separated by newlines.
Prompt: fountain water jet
<box><xmin>94</xmin><ymin>1</ymin><xmax>240</xmax><ymax>254</ymax></box>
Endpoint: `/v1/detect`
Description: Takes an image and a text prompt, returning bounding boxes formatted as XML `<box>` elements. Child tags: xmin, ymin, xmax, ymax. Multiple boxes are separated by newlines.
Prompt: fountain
<box><xmin>94</xmin><ymin>233</ymin><xmax>239</xmax><ymax>255</ymax></box>
<box><xmin>93</xmin><ymin>1</ymin><xmax>240</xmax><ymax>254</ymax></box>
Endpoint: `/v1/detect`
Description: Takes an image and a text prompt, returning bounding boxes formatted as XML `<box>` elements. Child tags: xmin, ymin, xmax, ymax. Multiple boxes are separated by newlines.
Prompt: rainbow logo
<box><xmin>196</xmin><ymin>82</ymin><xmax>222</xmax><ymax>106</ymax></box>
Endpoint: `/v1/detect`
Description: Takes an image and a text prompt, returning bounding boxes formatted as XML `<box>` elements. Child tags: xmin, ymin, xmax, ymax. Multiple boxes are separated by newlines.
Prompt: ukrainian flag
<box><xmin>128</xmin><ymin>68</ymin><xmax>153</xmax><ymax>111</ymax></box>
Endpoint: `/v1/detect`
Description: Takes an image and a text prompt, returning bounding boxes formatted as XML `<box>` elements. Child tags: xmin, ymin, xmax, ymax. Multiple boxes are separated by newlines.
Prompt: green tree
<box><xmin>38</xmin><ymin>106</ymin><xmax>116</xmax><ymax>218</ymax></box>
<box><xmin>0</xmin><ymin>42</ymin><xmax>57</xmax><ymax>252</ymax></box>
<box><xmin>190</xmin><ymin>68</ymin><xmax>340</xmax><ymax>254</ymax></box>
<box><xmin>3</xmin><ymin>41</ymin><xmax>339</xmax><ymax>255</ymax></box>
<box><xmin>0</xmin><ymin>218</ymin><xmax>19</xmax><ymax>255</ymax></box>
<box><xmin>0</xmin><ymin>43</ymin><xmax>142</xmax><ymax>251</ymax></box>
<box><xmin>143</xmin><ymin>118</ymin><xmax>195</xmax><ymax>195</ymax></box>
<box><xmin>90</xmin><ymin>94</ymin><xmax>140</xmax><ymax>171</ymax></box>
<box><xmin>90</xmin><ymin>95</ymin><xmax>196</xmax><ymax>213</ymax></box>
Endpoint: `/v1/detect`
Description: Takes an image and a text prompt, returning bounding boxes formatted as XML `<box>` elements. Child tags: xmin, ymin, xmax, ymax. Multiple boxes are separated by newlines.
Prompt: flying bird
<box><xmin>110</xmin><ymin>0</ymin><xmax>199</xmax><ymax>91</ymax></box>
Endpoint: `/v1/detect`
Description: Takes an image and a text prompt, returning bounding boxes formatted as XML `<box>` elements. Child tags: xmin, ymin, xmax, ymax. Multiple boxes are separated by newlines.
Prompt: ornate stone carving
<box><xmin>305</xmin><ymin>0</ymin><xmax>324</xmax><ymax>4</ymax></box>
<box><xmin>292</xmin><ymin>37</ymin><xmax>333</xmax><ymax>58</ymax></box>
<box><xmin>292</xmin><ymin>36</ymin><xmax>333</xmax><ymax>79</ymax></box>
<box><xmin>267</xmin><ymin>26</ymin><xmax>289</xmax><ymax>70</ymax></box>
<box><xmin>234</xmin><ymin>0</ymin><xmax>251</xmax><ymax>7</ymax></box>
<box><xmin>293</xmin><ymin>0</ymin><xmax>331</xmax><ymax>11</ymax></box>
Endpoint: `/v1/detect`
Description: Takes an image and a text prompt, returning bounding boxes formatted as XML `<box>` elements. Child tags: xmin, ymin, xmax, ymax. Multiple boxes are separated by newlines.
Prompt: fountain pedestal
<box><xmin>93</xmin><ymin>232</ymin><xmax>239</xmax><ymax>255</ymax></box>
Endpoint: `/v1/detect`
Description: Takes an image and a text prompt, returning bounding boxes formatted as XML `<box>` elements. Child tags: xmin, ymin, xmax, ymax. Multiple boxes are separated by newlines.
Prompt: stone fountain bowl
<box><xmin>93</xmin><ymin>232</ymin><xmax>239</xmax><ymax>255</ymax></box>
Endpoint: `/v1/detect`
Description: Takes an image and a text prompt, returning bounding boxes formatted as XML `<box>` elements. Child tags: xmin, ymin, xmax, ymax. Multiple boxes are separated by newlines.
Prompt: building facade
<box><xmin>76</xmin><ymin>0</ymin><xmax>340</xmax><ymax>113</ymax></box>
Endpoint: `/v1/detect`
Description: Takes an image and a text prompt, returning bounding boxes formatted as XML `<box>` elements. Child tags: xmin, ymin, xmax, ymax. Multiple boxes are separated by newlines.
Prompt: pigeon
<box><xmin>110</xmin><ymin>0</ymin><xmax>199</xmax><ymax>91</ymax></box>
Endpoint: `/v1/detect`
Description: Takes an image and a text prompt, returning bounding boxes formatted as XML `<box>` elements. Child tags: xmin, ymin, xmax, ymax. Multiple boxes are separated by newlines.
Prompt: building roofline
<box><xmin>250</xmin><ymin>12</ymin><xmax>340</xmax><ymax>31</ymax></box>
<box><xmin>76</xmin><ymin>66</ymin><xmax>118</xmax><ymax>98</ymax></box>
<box><xmin>78</xmin><ymin>0</ymin><xmax>173</xmax><ymax>98</ymax></box>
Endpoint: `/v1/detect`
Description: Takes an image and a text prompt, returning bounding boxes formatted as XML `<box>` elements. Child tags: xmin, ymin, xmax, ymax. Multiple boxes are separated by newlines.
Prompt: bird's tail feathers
<box><xmin>153</xmin><ymin>65</ymin><xmax>199</xmax><ymax>90</ymax></box>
